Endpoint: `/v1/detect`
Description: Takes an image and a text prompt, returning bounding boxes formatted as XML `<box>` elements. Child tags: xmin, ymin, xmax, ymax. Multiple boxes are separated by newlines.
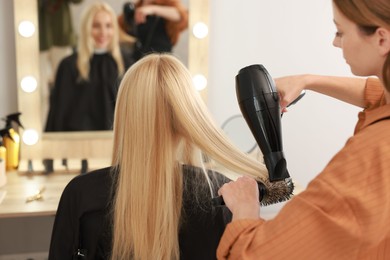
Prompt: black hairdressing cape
<box><xmin>48</xmin><ymin>165</ymin><xmax>232</xmax><ymax>260</ymax></box>
<box><xmin>45</xmin><ymin>51</ymin><xmax>132</xmax><ymax>132</ymax></box>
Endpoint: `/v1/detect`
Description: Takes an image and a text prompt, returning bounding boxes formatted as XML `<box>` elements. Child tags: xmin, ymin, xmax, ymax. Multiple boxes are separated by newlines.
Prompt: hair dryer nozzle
<box><xmin>236</xmin><ymin>65</ymin><xmax>290</xmax><ymax>182</ymax></box>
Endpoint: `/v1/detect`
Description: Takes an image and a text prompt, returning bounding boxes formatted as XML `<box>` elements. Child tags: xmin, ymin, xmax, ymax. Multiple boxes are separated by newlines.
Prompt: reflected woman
<box><xmin>45</xmin><ymin>2</ymin><xmax>133</xmax><ymax>132</ymax></box>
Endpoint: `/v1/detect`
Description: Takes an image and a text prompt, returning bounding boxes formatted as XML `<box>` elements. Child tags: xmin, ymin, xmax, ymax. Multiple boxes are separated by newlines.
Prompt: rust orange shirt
<box><xmin>217</xmin><ymin>78</ymin><xmax>390</xmax><ymax>260</ymax></box>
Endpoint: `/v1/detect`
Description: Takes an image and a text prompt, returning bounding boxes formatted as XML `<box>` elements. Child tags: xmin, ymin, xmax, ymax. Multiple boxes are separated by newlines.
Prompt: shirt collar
<box><xmin>355</xmin><ymin>104</ymin><xmax>390</xmax><ymax>133</ymax></box>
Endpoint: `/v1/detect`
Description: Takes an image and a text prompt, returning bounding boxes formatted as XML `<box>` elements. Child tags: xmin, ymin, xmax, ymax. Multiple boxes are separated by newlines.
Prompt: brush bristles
<box><xmin>260</xmin><ymin>178</ymin><xmax>294</xmax><ymax>206</ymax></box>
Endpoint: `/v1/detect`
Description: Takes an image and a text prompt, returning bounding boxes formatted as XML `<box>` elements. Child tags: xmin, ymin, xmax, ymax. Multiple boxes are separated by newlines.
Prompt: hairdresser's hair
<box><xmin>77</xmin><ymin>2</ymin><xmax>124</xmax><ymax>80</ymax></box>
<box><xmin>110</xmin><ymin>53</ymin><xmax>267</xmax><ymax>260</ymax></box>
<box><xmin>333</xmin><ymin>0</ymin><xmax>390</xmax><ymax>92</ymax></box>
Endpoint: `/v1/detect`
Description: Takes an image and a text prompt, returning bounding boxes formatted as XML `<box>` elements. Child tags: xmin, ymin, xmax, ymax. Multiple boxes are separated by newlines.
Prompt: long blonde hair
<box><xmin>77</xmin><ymin>2</ymin><xmax>124</xmax><ymax>80</ymax></box>
<box><xmin>110</xmin><ymin>53</ymin><xmax>267</xmax><ymax>260</ymax></box>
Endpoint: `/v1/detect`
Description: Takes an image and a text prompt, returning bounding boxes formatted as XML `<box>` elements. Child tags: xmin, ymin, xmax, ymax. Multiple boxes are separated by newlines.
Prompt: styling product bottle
<box><xmin>1</xmin><ymin>113</ymin><xmax>23</xmax><ymax>171</ymax></box>
<box><xmin>4</xmin><ymin>128</ymin><xmax>20</xmax><ymax>170</ymax></box>
<box><xmin>0</xmin><ymin>136</ymin><xmax>6</xmax><ymax>187</ymax></box>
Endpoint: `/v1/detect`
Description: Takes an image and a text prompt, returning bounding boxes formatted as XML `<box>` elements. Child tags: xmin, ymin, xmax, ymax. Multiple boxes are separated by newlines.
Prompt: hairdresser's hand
<box><xmin>135</xmin><ymin>5</ymin><xmax>156</xmax><ymax>24</ymax></box>
<box><xmin>218</xmin><ymin>176</ymin><xmax>260</xmax><ymax>221</ymax></box>
<box><xmin>275</xmin><ymin>75</ymin><xmax>308</xmax><ymax>113</ymax></box>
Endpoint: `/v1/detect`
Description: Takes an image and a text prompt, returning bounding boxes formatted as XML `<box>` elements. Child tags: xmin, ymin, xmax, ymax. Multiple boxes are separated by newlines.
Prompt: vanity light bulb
<box><xmin>21</xmin><ymin>76</ymin><xmax>37</xmax><ymax>93</ymax></box>
<box><xmin>18</xmin><ymin>21</ymin><xmax>35</xmax><ymax>38</ymax></box>
<box><xmin>22</xmin><ymin>129</ymin><xmax>39</xmax><ymax>146</ymax></box>
<box><xmin>193</xmin><ymin>74</ymin><xmax>207</xmax><ymax>91</ymax></box>
<box><xmin>192</xmin><ymin>22</ymin><xmax>208</xmax><ymax>39</ymax></box>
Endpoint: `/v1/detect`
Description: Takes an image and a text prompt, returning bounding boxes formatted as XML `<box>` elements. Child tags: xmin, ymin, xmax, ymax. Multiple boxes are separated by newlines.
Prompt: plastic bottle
<box><xmin>0</xmin><ymin>136</ymin><xmax>6</xmax><ymax>187</ymax></box>
<box><xmin>4</xmin><ymin>128</ymin><xmax>20</xmax><ymax>170</ymax></box>
<box><xmin>1</xmin><ymin>113</ymin><xmax>23</xmax><ymax>171</ymax></box>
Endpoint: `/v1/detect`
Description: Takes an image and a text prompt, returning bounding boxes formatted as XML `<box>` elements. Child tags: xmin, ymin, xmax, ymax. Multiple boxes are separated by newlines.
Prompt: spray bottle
<box><xmin>1</xmin><ymin>112</ymin><xmax>23</xmax><ymax>171</ymax></box>
<box><xmin>0</xmin><ymin>135</ymin><xmax>6</xmax><ymax>187</ymax></box>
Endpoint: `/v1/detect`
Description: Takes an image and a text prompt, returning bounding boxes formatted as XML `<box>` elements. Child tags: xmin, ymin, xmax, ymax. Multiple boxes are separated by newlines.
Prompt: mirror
<box><xmin>14</xmin><ymin>0</ymin><xmax>209</xmax><ymax>170</ymax></box>
<box><xmin>40</xmin><ymin>0</ymin><xmax>189</xmax><ymax>132</ymax></box>
<box><xmin>221</xmin><ymin>114</ymin><xmax>262</xmax><ymax>162</ymax></box>
<box><xmin>221</xmin><ymin>115</ymin><xmax>257</xmax><ymax>154</ymax></box>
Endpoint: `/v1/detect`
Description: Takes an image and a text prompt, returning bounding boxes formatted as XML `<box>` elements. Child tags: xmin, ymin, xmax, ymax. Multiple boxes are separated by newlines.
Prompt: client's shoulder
<box><xmin>64</xmin><ymin>166</ymin><xmax>114</xmax><ymax>194</ymax></box>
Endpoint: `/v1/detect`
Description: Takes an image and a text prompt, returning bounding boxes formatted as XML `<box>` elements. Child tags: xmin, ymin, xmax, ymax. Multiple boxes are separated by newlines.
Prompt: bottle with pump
<box><xmin>0</xmin><ymin>136</ymin><xmax>6</xmax><ymax>187</ymax></box>
<box><xmin>0</xmin><ymin>113</ymin><xmax>23</xmax><ymax>171</ymax></box>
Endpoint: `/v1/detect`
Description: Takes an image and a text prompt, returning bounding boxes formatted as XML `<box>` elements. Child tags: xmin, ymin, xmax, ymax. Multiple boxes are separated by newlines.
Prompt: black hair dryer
<box><xmin>211</xmin><ymin>64</ymin><xmax>303</xmax><ymax>207</ymax></box>
<box><xmin>236</xmin><ymin>64</ymin><xmax>290</xmax><ymax>181</ymax></box>
<box><xmin>123</xmin><ymin>2</ymin><xmax>137</xmax><ymax>36</ymax></box>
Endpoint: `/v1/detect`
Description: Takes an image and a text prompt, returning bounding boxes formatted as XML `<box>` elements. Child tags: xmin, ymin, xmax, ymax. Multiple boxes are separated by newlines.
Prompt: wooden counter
<box><xmin>0</xmin><ymin>171</ymin><xmax>77</xmax><ymax>218</ymax></box>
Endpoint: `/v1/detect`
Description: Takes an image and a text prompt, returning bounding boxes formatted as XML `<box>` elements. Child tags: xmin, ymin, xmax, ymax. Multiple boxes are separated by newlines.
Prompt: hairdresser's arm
<box><xmin>218</xmin><ymin>176</ymin><xmax>261</xmax><ymax>221</ymax></box>
<box><xmin>217</xmin><ymin>132</ymin><xmax>390</xmax><ymax>259</ymax></box>
<box><xmin>135</xmin><ymin>5</ymin><xmax>181</xmax><ymax>23</ymax></box>
<box><xmin>275</xmin><ymin>75</ymin><xmax>366</xmax><ymax>111</ymax></box>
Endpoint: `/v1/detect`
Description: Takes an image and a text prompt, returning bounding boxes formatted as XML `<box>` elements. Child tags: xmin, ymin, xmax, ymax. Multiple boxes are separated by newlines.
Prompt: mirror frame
<box><xmin>13</xmin><ymin>0</ymin><xmax>209</xmax><ymax>170</ymax></box>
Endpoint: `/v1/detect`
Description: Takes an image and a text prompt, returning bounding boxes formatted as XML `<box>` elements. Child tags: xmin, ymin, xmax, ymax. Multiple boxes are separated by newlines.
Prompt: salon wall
<box><xmin>0</xmin><ymin>1</ymin><xmax>17</xmax><ymax>117</ymax></box>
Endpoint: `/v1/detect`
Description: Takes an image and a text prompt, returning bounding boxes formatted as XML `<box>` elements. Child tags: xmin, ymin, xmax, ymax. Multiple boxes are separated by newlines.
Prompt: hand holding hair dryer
<box><xmin>213</xmin><ymin>65</ymin><xmax>304</xmax><ymax>206</ymax></box>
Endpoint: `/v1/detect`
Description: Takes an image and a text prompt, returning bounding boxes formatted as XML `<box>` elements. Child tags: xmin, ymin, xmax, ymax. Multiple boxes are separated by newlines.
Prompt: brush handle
<box><xmin>211</xmin><ymin>181</ymin><xmax>267</xmax><ymax>207</ymax></box>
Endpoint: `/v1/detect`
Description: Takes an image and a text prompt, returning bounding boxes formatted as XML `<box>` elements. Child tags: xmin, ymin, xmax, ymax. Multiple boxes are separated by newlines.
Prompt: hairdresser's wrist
<box><xmin>299</xmin><ymin>74</ymin><xmax>316</xmax><ymax>91</ymax></box>
<box><xmin>151</xmin><ymin>5</ymin><xmax>181</xmax><ymax>21</ymax></box>
<box><xmin>148</xmin><ymin>5</ymin><xmax>158</xmax><ymax>16</ymax></box>
<box><xmin>304</xmin><ymin>74</ymin><xmax>336</xmax><ymax>92</ymax></box>
<box><xmin>232</xmin><ymin>204</ymin><xmax>260</xmax><ymax>221</ymax></box>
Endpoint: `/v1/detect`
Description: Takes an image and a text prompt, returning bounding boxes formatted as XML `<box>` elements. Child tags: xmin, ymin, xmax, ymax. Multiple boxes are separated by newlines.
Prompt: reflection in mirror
<box><xmin>221</xmin><ymin>115</ymin><xmax>257</xmax><ymax>154</ymax></box>
<box><xmin>43</xmin><ymin>2</ymin><xmax>131</xmax><ymax>132</ymax></box>
<box><xmin>221</xmin><ymin>115</ymin><xmax>262</xmax><ymax>162</ymax></box>
<box><xmin>14</xmin><ymin>0</ymin><xmax>208</xmax><ymax>169</ymax></box>
<box><xmin>39</xmin><ymin>0</ymin><xmax>189</xmax><ymax>132</ymax></box>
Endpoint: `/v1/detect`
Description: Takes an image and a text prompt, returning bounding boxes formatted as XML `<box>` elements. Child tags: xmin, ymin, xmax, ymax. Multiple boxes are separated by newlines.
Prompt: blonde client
<box><xmin>48</xmin><ymin>53</ymin><xmax>275</xmax><ymax>260</ymax></box>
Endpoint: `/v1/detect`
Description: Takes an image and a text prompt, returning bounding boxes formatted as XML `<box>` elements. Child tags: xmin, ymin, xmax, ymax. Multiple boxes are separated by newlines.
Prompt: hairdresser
<box><xmin>217</xmin><ymin>0</ymin><xmax>390</xmax><ymax>259</ymax></box>
<box><xmin>118</xmin><ymin>0</ymin><xmax>188</xmax><ymax>62</ymax></box>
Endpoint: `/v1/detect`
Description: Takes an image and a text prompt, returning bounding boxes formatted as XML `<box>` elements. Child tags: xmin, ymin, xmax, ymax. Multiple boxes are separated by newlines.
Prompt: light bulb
<box><xmin>21</xmin><ymin>76</ymin><xmax>37</xmax><ymax>93</ymax></box>
<box><xmin>193</xmin><ymin>74</ymin><xmax>207</xmax><ymax>91</ymax></box>
<box><xmin>192</xmin><ymin>22</ymin><xmax>208</xmax><ymax>39</ymax></box>
<box><xmin>22</xmin><ymin>129</ymin><xmax>39</xmax><ymax>146</ymax></box>
<box><xmin>18</xmin><ymin>21</ymin><xmax>35</xmax><ymax>38</ymax></box>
